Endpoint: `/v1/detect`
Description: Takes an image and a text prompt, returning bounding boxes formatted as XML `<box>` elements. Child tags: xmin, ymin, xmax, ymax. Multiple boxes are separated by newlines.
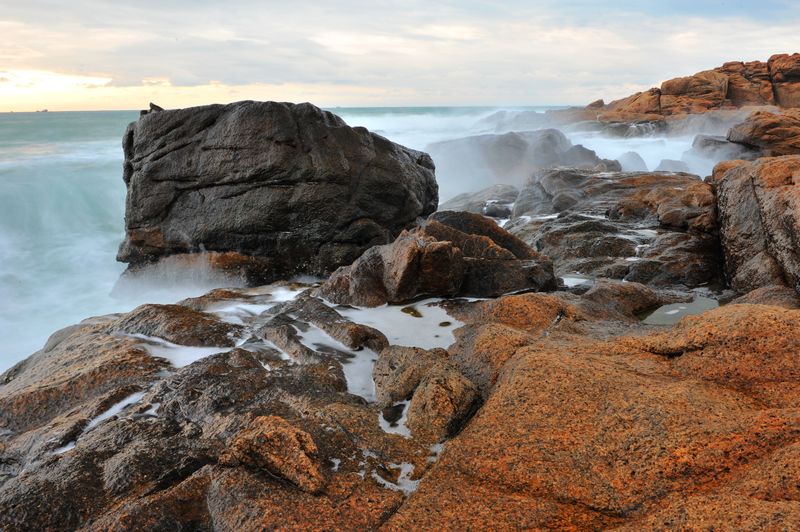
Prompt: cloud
<box><xmin>0</xmin><ymin>0</ymin><xmax>799</xmax><ymax>108</ymax></box>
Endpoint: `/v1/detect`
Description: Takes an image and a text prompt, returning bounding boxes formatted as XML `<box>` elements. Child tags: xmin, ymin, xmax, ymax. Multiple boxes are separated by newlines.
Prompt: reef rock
<box><xmin>117</xmin><ymin>101</ymin><xmax>438</xmax><ymax>284</ymax></box>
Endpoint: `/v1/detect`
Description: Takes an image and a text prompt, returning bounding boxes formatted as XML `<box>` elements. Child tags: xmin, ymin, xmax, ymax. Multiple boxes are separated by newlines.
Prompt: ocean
<box><xmin>0</xmin><ymin>105</ymin><xmax>708</xmax><ymax>371</ymax></box>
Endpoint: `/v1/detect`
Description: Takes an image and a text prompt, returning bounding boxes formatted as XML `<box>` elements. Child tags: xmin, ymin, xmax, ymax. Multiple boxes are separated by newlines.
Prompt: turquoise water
<box><xmin>0</xmin><ymin>106</ymin><xmax>554</xmax><ymax>370</ymax></box>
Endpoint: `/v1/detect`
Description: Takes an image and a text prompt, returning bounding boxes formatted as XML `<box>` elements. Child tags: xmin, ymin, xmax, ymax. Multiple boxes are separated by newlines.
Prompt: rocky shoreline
<box><xmin>2</xmin><ymin>56</ymin><xmax>800</xmax><ymax>530</ymax></box>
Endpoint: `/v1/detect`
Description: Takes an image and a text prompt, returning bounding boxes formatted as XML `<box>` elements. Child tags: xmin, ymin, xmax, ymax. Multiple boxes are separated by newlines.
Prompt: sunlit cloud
<box><xmin>0</xmin><ymin>1</ymin><xmax>799</xmax><ymax>110</ymax></box>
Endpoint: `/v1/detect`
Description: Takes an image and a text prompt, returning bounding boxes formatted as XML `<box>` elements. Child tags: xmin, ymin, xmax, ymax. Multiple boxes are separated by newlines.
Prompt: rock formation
<box><xmin>712</xmin><ymin>156</ymin><xmax>800</xmax><ymax>293</ymax></box>
<box><xmin>316</xmin><ymin>211</ymin><xmax>556</xmax><ymax>306</ymax></box>
<box><xmin>117</xmin><ymin>101</ymin><xmax>438</xmax><ymax>284</ymax></box>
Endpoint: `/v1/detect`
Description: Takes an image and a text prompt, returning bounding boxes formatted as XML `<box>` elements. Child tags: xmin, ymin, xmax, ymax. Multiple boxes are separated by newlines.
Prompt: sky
<box><xmin>1</xmin><ymin>0</ymin><xmax>799</xmax><ymax>111</ymax></box>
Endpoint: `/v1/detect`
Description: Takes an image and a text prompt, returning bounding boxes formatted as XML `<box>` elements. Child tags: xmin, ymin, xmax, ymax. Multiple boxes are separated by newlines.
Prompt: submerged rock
<box><xmin>117</xmin><ymin>101</ymin><xmax>438</xmax><ymax>284</ymax></box>
<box><xmin>316</xmin><ymin>211</ymin><xmax>557</xmax><ymax>306</ymax></box>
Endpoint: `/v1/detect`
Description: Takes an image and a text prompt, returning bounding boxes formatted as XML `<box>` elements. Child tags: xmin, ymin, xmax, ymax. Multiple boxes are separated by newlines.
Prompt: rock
<box><xmin>438</xmin><ymin>184</ymin><xmax>519</xmax><ymax>218</ymax></box>
<box><xmin>107</xmin><ymin>304</ymin><xmax>244</xmax><ymax>347</ymax></box>
<box><xmin>406</xmin><ymin>365</ymin><xmax>479</xmax><ymax>442</ymax></box>
<box><xmin>768</xmin><ymin>53</ymin><xmax>800</xmax><ymax>107</ymax></box>
<box><xmin>727</xmin><ymin>108</ymin><xmax>800</xmax><ymax>156</ymax></box>
<box><xmin>617</xmin><ymin>151</ymin><xmax>648</xmax><ymax>171</ymax></box>
<box><xmin>731</xmin><ymin>285</ymin><xmax>800</xmax><ymax>308</ymax></box>
<box><xmin>654</xmin><ymin>158</ymin><xmax>691</xmax><ymax>173</ymax></box>
<box><xmin>506</xmin><ymin>168</ymin><xmax>720</xmax><ymax>289</ymax></box>
<box><xmin>372</xmin><ymin>346</ymin><xmax>447</xmax><ymax>408</ymax></box>
<box><xmin>222</xmin><ymin>415</ymin><xmax>324</xmax><ymax>494</ymax></box>
<box><xmin>660</xmin><ymin>70</ymin><xmax>730</xmax><ymax>115</ymax></box>
<box><xmin>316</xmin><ymin>211</ymin><xmax>556</xmax><ymax>306</ymax></box>
<box><xmin>0</xmin><ymin>290</ymin><xmax>442</xmax><ymax>530</ymax></box>
<box><xmin>388</xmin><ymin>303</ymin><xmax>800</xmax><ymax>529</ymax></box>
<box><xmin>716</xmin><ymin>61</ymin><xmax>775</xmax><ymax>106</ymax></box>
<box><xmin>713</xmin><ymin>156</ymin><xmax>800</xmax><ymax>293</ymax></box>
<box><xmin>536</xmin><ymin>56</ymin><xmax>797</xmax><ymax>132</ymax></box>
<box><xmin>117</xmin><ymin>101</ymin><xmax>437</xmax><ymax>284</ymax></box>
<box><xmin>688</xmin><ymin>133</ymin><xmax>759</xmax><ymax>161</ymax></box>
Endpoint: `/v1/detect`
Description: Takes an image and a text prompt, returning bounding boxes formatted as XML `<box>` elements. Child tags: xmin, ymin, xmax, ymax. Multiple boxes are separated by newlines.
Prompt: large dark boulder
<box><xmin>117</xmin><ymin>101</ymin><xmax>438</xmax><ymax>284</ymax></box>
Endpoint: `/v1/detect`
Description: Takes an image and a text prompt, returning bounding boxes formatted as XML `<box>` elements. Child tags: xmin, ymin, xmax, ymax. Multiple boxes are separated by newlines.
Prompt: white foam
<box><xmin>130</xmin><ymin>334</ymin><xmax>233</xmax><ymax>368</ymax></box>
<box><xmin>561</xmin><ymin>275</ymin><xmax>592</xmax><ymax>288</ymax></box>
<box><xmin>53</xmin><ymin>389</ymin><xmax>147</xmax><ymax>454</ymax></box>
<box><xmin>335</xmin><ymin>299</ymin><xmax>462</xmax><ymax>350</ymax></box>
<box><xmin>85</xmin><ymin>391</ymin><xmax>146</xmax><ymax>431</ymax></box>
<box><xmin>293</xmin><ymin>321</ymin><xmax>378</xmax><ymax>401</ymax></box>
<box><xmin>371</xmin><ymin>462</ymin><xmax>420</xmax><ymax>495</ymax></box>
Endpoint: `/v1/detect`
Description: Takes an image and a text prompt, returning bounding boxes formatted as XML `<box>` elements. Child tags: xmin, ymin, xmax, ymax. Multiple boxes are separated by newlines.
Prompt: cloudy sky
<box><xmin>1</xmin><ymin>0</ymin><xmax>799</xmax><ymax>111</ymax></box>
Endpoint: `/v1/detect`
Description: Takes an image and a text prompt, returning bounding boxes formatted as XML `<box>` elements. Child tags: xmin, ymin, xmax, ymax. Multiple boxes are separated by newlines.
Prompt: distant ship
<box><xmin>36</xmin><ymin>109</ymin><xmax>48</xmax><ymax>113</ymax></box>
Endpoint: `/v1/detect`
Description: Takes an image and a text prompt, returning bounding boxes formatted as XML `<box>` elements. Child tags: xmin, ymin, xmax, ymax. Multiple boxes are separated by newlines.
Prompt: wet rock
<box><xmin>107</xmin><ymin>304</ymin><xmax>244</xmax><ymax>347</ymax></box>
<box><xmin>731</xmin><ymin>285</ymin><xmax>800</xmax><ymax>308</ymax></box>
<box><xmin>221</xmin><ymin>415</ymin><xmax>324</xmax><ymax>494</ymax></box>
<box><xmin>727</xmin><ymin>108</ymin><xmax>800</xmax><ymax>156</ymax></box>
<box><xmin>582</xmin><ymin>279</ymin><xmax>686</xmax><ymax>319</ymax></box>
<box><xmin>713</xmin><ymin>156</ymin><xmax>800</xmax><ymax>293</ymax></box>
<box><xmin>117</xmin><ymin>101</ymin><xmax>437</xmax><ymax>284</ymax></box>
<box><xmin>507</xmin><ymin>169</ymin><xmax>720</xmax><ymax>289</ymax></box>
<box><xmin>317</xmin><ymin>211</ymin><xmax>556</xmax><ymax>306</ymax></box>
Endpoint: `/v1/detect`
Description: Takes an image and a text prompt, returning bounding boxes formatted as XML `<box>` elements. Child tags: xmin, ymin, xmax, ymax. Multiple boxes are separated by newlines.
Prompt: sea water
<box><xmin>0</xmin><ymin>105</ymin><xmax>728</xmax><ymax>371</ymax></box>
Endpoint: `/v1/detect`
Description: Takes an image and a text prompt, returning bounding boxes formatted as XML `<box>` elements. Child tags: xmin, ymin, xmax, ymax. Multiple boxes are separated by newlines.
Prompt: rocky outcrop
<box><xmin>316</xmin><ymin>211</ymin><xmax>556</xmax><ymax>306</ymax></box>
<box><xmin>389</xmin><ymin>302</ymin><xmax>800</xmax><ymax>530</ymax></box>
<box><xmin>727</xmin><ymin>108</ymin><xmax>800</xmax><ymax>156</ymax></box>
<box><xmin>533</xmin><ymin>54</ymin><xmax>799</xmax><ymax>132</ymax></box>
<box><xmin>117</xmin><ymin>101</ymin><xmax>438</xmax><ymax>284</ymax></box>
<box><xmin>504</xmin><ymin>168</ymin><xmax>721</xmax><ymax>288</ymax></box>
<box><xmin>712</xmin><ymin>156</ymin><xmax>800</xmax><ymax>293</ymax></box>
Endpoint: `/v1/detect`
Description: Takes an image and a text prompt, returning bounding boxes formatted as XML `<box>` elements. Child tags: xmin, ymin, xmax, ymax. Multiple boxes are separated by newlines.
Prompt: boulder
<box><xmin>716</xmin><ymin>60</ymin><xmax>775</xmax><ymax>106</ymax></box>
<box><xmin>713</xmin><ymin>156</ymin><xmax>800</xmax><ymax>293</ymax></box>
<box><xmin>617</xmin><ymin>151</ymin><xmax>648</xmax><ymax>172</ymax></box>
<box><xmin>316</xmin><ymin>211</ymin><xmax>556</xmax><ymax>306</ymax></box>
<box><xmin>117</xmin><ymin>101</ymin><xmax>437</xmax><ymax>284</ymax></box>
<box><xmin>727</xmin><ymin>109</ymin><xmax>800</xmax><ymax>156</ymax></box>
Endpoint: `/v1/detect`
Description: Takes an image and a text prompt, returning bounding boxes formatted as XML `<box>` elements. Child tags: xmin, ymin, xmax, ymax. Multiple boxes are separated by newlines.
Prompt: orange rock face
<box><xmin>727</xmin><ymin>108</ymin><xmax>800</xmax><ymax>156</ymax></box>
<box><xmin>389</xmin><ymin>303</ymin><xmax>800</xmax><ymax>530</ymax></box>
